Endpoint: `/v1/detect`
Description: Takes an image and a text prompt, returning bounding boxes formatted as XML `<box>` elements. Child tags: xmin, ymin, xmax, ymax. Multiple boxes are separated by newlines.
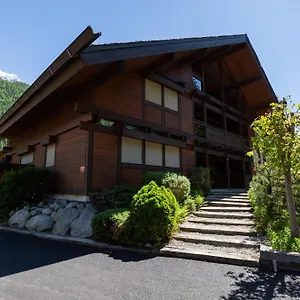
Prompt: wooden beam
<box><xmin>176</xmin><ymin>49</ymin><xmax>208</xmax><ymax>67</ymax></box>
<box><xmin>221</xmin><ymin>75</ymin><xmax>262</xmax><ymax>92</ymax></box>
<box><xmin>148</xmin><ymin>73</ymin><xmax>185</xmax><ymax>93</ymax></box>
<box><xmin>40</xmin><ymin>135</ymin><xmax>56</xmax><ymax>146</ymax></box>
<box><xmin>139</xmin><ymin>53</ymin><xmax>176</xmax><ymax>76</ymax></box>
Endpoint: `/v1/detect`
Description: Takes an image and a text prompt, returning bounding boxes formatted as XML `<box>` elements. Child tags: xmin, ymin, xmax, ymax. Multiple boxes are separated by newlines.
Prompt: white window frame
<box><xmin>45</xmin><ymin>143</ymin><xmax>56</xmax><ymax>168</ymax></box>
<box><xmin>20</xmin><ymin>152</ymin><xmax>34</xmax><ymax>165</ymax></box>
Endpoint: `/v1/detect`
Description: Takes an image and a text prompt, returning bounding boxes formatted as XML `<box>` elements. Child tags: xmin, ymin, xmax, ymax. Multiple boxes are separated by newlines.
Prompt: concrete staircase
<box><xmin>160</xmin><ymin>189</ymin><xmax>260</xmax><ymax>267</ymax></box>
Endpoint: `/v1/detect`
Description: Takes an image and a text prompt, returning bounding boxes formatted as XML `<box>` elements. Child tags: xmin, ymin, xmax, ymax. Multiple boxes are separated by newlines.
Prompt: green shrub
<box><xmin>189</xmin><ymin>167</ymin><xmax>211</xmax><ymax>196</ymax></box>
<box><xmin>161</xmin><ymin>172</ymin><xmax>191</xmax><ymax>205</ymax></box>
<box><xmin>0</xmin><ymin>166</ymin><xmax>50</xmax><ymax>220</ymax></box>
<box><xmin>90</xmin><ymin>185</ymin><xmax>137</xmax><ymax>211</ymax></box>
<box><xmin>185</xmin><ymin>197</ymin><xmax>196</xmax><ymax>213</ymax></box>
<box><xmin>177</xmin><ymin>206</ymin><xmax>189</xmax><ymax>223</ymax></box>
<box><xmin>129</xmin><ymin>181</ymin><xmax>180</xmax><ymax>245</ymax></box>
<box><xmin>92</xmin><ymin>208</ymin><xmax>130</xmax><ymax>241</ymax></box>
<box><xmin>142</xmin><ymin>171</ymin><xmax>165</xmax><ymax>186</ymax></box>
<box><xmin>194</xmin><ymin>194</ymin><xmax>204</xmax><ymax>210</ymax></box>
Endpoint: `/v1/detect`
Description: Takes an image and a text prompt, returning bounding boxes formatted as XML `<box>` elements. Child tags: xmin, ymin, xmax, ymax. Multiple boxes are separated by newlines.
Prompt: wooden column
<box><xmin>220</xmin><ymin>59</ymin><xmax>230</xmax><ymax>189</ymax></box>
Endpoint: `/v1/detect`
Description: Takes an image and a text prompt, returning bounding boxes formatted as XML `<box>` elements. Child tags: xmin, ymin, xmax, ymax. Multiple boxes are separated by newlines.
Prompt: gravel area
<box><xmin>167</xmin><ymin>239</ymin><xmax>259</xmax><ymax>258</ymax></box>
<box><xmin>181</xmin><ymin>222</ymin><xmax>256</xmax><ymax>232</ymax></box>
<box><xmin>189</xmin><ymin>216</ymin><xmax>255</xmax><ymax>225</ymax></box>
<box><xmin>175</xmin><ymin>231</ymin><xmax>261</xmax><ymax>243</ymax></box>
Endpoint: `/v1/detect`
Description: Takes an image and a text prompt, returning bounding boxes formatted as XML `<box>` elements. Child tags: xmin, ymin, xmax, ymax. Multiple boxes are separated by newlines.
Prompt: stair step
<box><xmin>188</xmin><ymin>216</ymin><xmax>255</xmax><ymax>226</ymax></box>
<box><xmin>205</xmin><ymin>197</ymin><xmax>250</xmax><ymax>203</ymax></box>
<box><xmin>160</xmin><ymin>243</ymin><xmax>259</xmax><ymax>267</ymax></box>
<box><xmin>201</xmin><ymin>206</ymin><xmax>252</xmax><ymax>212</ymax></box>
<box><xmin>174</xmin><ymin>233</ymin><xmax>259</xmax><ymax>249</ymax></box>
<box><xmin>194</xmin><ymin>211</ymin><xmax>253</xmax><ymax>219</ymax></box>
<box><xmin>206</xmin><ymin>201</ymin><xmax>251</xmax><ymax>207</ymax></box>
<box><xmin>180</xmin><ymin>223</ymin><xmax>256</xmax><ymax>236</ymax></box>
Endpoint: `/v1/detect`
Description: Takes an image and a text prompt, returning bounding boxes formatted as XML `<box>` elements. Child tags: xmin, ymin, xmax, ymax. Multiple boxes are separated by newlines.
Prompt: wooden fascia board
<box><xmin>81</xmin><ymin>36</ymin><xmax>248</xmax><ymax>66</ymax></box>
<box><xmin>0</xmin><ymin>58</ymin><xmax>85</xmax><ymax>137</ymax></box>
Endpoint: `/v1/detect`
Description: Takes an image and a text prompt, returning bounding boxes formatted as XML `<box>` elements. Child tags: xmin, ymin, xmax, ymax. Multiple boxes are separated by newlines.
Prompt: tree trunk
<box><xmin>284</xmin><ymin>169</ymin><xmax>299</xmax><ymax>237</ymax></box>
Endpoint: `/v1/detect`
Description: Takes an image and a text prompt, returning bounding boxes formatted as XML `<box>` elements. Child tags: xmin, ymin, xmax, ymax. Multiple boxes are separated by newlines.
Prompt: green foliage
<box><xmin>0</xmin><ymin>166</ymin><xmax>50</xmax><ymax>221</ymax></box>
<box><xmin>129</xmin><ymin>181</ymin><xmax>180</xmax><ymax>245</ymax></box>
<box><xmin>142</xmin><ymin>171</ymin><xmax>165</xmax><ymax>186</ymax></box>
<box><xmin>92</xmin><ymin>208</ymin><xmax>130</xmax><ymax>241</ymax></box>
<box><xmin>0</xmin><ymin>78</ymin><xmax>28</xmax><ymax>116</ymax></box>
<box><xmin>89</xmin><ymin>185</ymin><xmax>137</xmax><ymax>211</ymax></box>
<box><xmin>161</xmin><ymin>172</ymin><xmax>191</xmax><ymax>205</ymax></box>
<box><xmin>267</xmin><ymin>227</ymin><xmax>300</xmax><ymax>252</ymax></box>
<box><xmin>250</xmin><ymin>102</ymin><xmax>300</xmax><ymax>176</ymax></box>
<box><xmin>188</xmin><ymin>167</ymin><xmax>211</xmax><ymax>195</ymax></box>
<box><xmin>0</xmin><ymin>78</ymin><xmax>29</xmax><ymax>149</ymax></box>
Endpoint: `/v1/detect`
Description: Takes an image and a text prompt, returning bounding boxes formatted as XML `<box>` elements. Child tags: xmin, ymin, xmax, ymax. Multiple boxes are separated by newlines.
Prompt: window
<box><xmin>98</xmin><ymin>119</ymin><xmax>114</xmax><ymax>127</ymax></box>
<box><xmin>20</xmin><ymin>152</ymin><xmax>33</xmax><ymax>165</ymax></box>
<box><xmin>165</xmin><ymin>145</ymin><xmax>180</xmax><ymax>168</ymax></box>
<box><xmin>192</xmin><ymin>76</ymin><xmax>203</xmax><ymax>91</ymax></box>
<box><xmin>145</xmin><ymin>141</ymin><xmax>163</xmax><ymax>166</ymax></box>
<box><xmin>121</xmin><ymin>137</ymin><xmax>142</xmax><ymax>164</ymax></box>
<box><xmin>164</xmin><ymin>87</ymin><xmax>178</xmax><ymax>111</ymax></box>
<box><xmin>45</xmin><ymin>143</ymin><xmax>56</xmax><ymax>167</ymax></box>
<box><xmin>145</xmin><ymin>79</ymin><xmax>162</xmax><ymax>105</ymax></box>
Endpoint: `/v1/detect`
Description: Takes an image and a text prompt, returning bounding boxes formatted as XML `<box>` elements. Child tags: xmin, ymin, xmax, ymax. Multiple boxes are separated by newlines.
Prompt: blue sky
<box><xmin>0</xmin><ymin>1</ymin><xmax>299</xmax><ymax>105</ymax></box>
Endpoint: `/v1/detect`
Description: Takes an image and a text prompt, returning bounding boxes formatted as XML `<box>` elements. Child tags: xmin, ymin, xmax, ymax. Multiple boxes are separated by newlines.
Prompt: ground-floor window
<box><xmin>20</xmin><ymin>152</ymin><xmax>33</xmax><ymax>165</ymax></box>
<box><xmin>45</xmin><ymin>143</ymin><xmax>56</xmax><ymax>167</ymax></box>
<box><xmin>121</xmin><ymin>137</ymin><xmax>142</xmax><ymax>164</ymax></box>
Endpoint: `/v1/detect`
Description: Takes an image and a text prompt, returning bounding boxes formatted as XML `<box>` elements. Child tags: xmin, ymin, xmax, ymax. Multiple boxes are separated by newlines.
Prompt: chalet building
<box><xmin>0</xmin><ymin>27</ymin><xmax>276</xmax><ymax>201</ymax></box>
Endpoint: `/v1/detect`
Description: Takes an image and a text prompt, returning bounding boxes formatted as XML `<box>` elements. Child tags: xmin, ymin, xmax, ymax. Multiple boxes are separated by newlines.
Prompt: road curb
<box><xmin>0</xmin><ymin>226</ymin><xmax>157</xmax><ymax>256</ymax></box>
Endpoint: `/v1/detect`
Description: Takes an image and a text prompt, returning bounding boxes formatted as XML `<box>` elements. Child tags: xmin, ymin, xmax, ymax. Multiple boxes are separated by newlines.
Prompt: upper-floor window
<box><xmin>192</xmin><ymin>76</ymin><xmax>203</xmax><ymax>91</ymax></box>
<box><xmin>145</xmin><ymin>79</ymin><xmax>178</xmax><ymax>112</ymax></box>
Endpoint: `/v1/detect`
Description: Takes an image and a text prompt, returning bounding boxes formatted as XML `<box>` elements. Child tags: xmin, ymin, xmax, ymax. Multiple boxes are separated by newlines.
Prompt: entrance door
<box><xmin>229</xmin><ymin>158</ymin><xmax>245</xmax><ymax>189</ymax></box>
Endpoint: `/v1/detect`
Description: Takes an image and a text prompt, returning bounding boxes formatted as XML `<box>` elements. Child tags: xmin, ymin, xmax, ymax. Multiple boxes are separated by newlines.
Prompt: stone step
<box><xmin>188</xmin><ymin>216</ymin><xmax>255</xmax><ymax>226</ymax></box>
<box><xmin>180</xmin><ymin>223</ymin><xmax>256</xmax><ymax>236</ymax></box>
<box><xmin>206</xmin><ymin>201</ymin><xmax>251</xmax><ymax>207</ymax></box>
<box><xmin>160</xmin><ymin>242</ymin><xmax>259</xmax><ymax>267</ymax></box>
<box><xmin>194</xmin><ymin>211</ymin><xmax>254</xmax><ymax>219</ymax></box>
<box><xmin>210</xmin><ymin>191</ymin><xmax>247</xmax><ymax>196</ymax></box>
<box><xmin>201</xmin><ymin>206</ymin><xmax>252</xmax><ymax>212</ymax></box>
<box><xmin>174</xmin><ymin>232</ymin><xmax>259</xmax><ymax>249</ymax></box>
<box><xmin>205</xmin><ymin>197</ymin><xmax>250</xmax><ymax>203</ymax></box>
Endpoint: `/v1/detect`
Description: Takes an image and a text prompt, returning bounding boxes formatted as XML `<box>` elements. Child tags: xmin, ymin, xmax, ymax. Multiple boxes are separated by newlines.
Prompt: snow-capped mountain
<box><xmin>0</xmin><ymin>70</ymin><xmax>20</xmax><ymax>82</ymax></box>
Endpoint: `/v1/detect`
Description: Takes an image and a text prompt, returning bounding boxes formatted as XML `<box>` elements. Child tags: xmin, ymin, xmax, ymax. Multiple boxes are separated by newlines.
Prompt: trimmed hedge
<box><xmin>142</xmin><ymin>171</ymin><xmax>165</xmax><ymax>186</ymax></box>
<box><xmin>161</xmin><ymin>172</ymin><xmax>191</xmax><ymax>205</ymax></box>
<box><xmin>0</xmin><ymin>166</ymin><xmax>50</xmax><ymax>221</ymax></box>
<box><xmin>129</xmin><ymin>181</ymin><xmax>180</xmax><ymax>245</ymax></box>
<box><xmin>92</xmin><ymin>208</ymin><xmax>130</xmax><ymax>242</ymax></box>
<box><xmin>189</xmin><ymin>167</ymin><xmax>211</xmax><ymax>196</ymax></box>
<box><xmin>90</xmin><ymin>185</ymin><xmax>137</xmax><ymax>211</ymax></box>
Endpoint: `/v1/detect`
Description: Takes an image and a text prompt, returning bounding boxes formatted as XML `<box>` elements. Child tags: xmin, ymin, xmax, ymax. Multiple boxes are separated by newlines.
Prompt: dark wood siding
<box><xmin>121</xmin><ymin>168</ymin><xmax>142</xmax><ymax>187</ymax></box>
<box><xmin>34</xmin><ymin>144</ymin><xmax>46</xmax><ymax>167</ymax></box>
<box><xmin>165</xmin><ymin>111</ymin><xmax>179</xmax><ymax>129</ymax></box>
<box><xmin>10</xmin><ymin>154</ymin><xmax>20</xmax><ymax>164</ymax></box>
<box><xmin>181</xmin><ymin>148</ymin><xmax>195</xmax><ymax>175</ymax></box>
<box><xmin>94</xmin><ymin>74</ymin><xmax>142</xmax><ymax>119</ymax></box>
<box><xmin>92</xmin><ymin>132</ymin><xmax>118</xmax><ymax>191</ymax></box>
<box><xmin>144</xmin><ymin>104</ymin><xmax>162</xmax><ymax>125</ymax></box>
<box><xmin>55</xmin><ymin>128</ymin><xmax>87</xmax><ymax>194</ymax></box>
<box><xmin>180</xmin><ymin>96</ymin><xmax>194</xmax><ymax>134</ymax></box>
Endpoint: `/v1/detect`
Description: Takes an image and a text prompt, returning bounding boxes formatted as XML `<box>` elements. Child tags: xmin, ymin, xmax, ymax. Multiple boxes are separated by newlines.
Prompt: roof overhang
<box><xmin>0</xmin><ymin>27</ymin><xmax>277</xmax><ymax>137</ymax></box>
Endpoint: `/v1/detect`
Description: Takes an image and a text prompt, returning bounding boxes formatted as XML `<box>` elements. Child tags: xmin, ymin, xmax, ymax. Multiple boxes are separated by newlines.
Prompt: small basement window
<box><xmin>98</xmin><ymin>119</ymin><xmax>114</xmax><ymax>127</ymax></box>
<box><xmin>20</xmin><ymin>152</ymin><xmax>33</xmax><ymax>165</ymax></box>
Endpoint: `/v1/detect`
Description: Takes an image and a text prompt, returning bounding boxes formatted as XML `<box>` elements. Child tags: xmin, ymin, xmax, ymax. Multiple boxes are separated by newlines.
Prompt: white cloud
<box><xmin>0</xmin><ymin>70</ymin><xmax>20</xmax><ymax>82</ymax></box>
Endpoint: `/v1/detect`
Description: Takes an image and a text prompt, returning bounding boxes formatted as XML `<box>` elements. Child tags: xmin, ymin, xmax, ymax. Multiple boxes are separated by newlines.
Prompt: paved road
<box><xmin>0</xmin><ymin>231</ymin><xmax>299</xmax><ymax>299</ymax></box>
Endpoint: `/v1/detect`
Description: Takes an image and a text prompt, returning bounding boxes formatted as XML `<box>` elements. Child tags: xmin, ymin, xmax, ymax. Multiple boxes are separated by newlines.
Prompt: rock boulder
<box><xmin>71</xmin><ymin>206</ymin><xmax>97</xmax><ymax>238</ymax></box>
<box><xmin>26</xmin><ymin>215</ymin><xmax>53</xmax><ymax>232</ymax></box>
<box><xmin>52</xmin><ymin>208</ymin><xmax>80</xmax><ymax>235</ymax></box>
<box><xmin>9</xmin><ymin>209</ymin><xmax>31</xmax><ymax>228</ymax></box>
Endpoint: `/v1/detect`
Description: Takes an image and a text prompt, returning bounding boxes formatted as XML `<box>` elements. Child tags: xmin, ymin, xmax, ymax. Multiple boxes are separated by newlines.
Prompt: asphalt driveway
<box><xmin>0</xmin><ymin>231</ymin><xmax>299</xmax><ymax>299</ymax></box>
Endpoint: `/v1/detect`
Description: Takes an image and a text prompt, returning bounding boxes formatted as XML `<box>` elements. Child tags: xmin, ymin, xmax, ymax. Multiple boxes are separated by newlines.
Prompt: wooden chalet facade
<box><xmin>0</xmin><ymin>27</ymin><xmax>276</xmax><ymax>200</ymax></box>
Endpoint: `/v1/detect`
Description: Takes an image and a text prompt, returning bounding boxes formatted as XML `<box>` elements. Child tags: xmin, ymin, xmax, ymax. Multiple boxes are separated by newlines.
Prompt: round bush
<box><xmin>161</xmin><ymin>172</ymin><xmax>191</xmax><ymax>205</ymax></box>
<box><xmin>129</xmin><ymin>181</ymin><xmax>180</xmax><ymax>245</ymax></box>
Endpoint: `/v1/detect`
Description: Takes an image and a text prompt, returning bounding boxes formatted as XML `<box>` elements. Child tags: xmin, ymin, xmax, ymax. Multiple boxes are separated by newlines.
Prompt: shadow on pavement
<box><xmin>0</xmin><ymin>231</ymin><xmax>153</xmax><ymax>278</ymax></box>
<box><xmin>221</xmin><ymin>267</ymin><xmax>300</xmax><ymax>300</ymax></box>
